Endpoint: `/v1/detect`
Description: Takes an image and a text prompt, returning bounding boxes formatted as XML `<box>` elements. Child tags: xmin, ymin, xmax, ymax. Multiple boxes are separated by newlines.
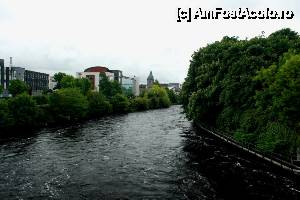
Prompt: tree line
<box><xmin>181</xmin><ymin>28</ymin><xmax>300</xmax><ymax>158</ymax></box>
<box><xmin>0</xmin><ymin>72</ymin><xmax>179</xmax><ymax>133</ymax></box>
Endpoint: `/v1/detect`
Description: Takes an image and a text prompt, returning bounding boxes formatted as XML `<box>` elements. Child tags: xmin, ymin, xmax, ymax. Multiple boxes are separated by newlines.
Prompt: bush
<box><xmin>49</xmin><ymin>88</ymin><xmax>89</xmax><ymax>122</ymax></box>
<box><xmin>256</xmin><ymin>122</ymin><xmax>298</xmax><ymax>157</ymax></box>
<box><xmin>166</xmin><ymin>88</ymin><xmax>178</xmax><ymax>104</ymax></box>
<box><xmin>8</xmin><ymin>94</ymin><xmax>38</xmax><ymax>127</ymax></box>
<box><xmin>130</xmin><ymin>97</ymin><xmax>149</xmax><ymax>111</ymax></box>
<box><xmin>8</xmin><ymin>80</ymin><xmax>29</xmax><ymax>97</ymax></box>
<box><xmin>110</xmin><ymin>93</ymin><xmax>130</xmax><ymax>113</ymax></box>
<box><xmin>33</xmin><ymin>95</ymin><xmax>49</xmax><ymax>105</ymax></box>
<box><xmin>146</xmin><ymin>85</ymin><xmax>171</xmax><ymax>109</ymax></box>
<box><xmin>87</xmin><ymin>91</ymin><xmax>112</xmax><ymax>117</ymax></box>
<box><xmin>0</xmin><ymin>99</ymin><xmax>14</xmax><ymax>129</ymax></box>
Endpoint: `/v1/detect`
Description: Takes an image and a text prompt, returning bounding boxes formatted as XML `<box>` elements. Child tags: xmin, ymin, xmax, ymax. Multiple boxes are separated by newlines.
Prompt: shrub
<box><xmin>8</xmin><ymin>94</ymin><xmax>38</xmax><ymax>127</ymax></box>
<box><xmin>0</xmin><ymin>99</ymin><xmax>14</xmax><ymax>129</ymax></box>
<box><xmin>130</xmin><ymin>97</ymin><xmax>149</xmax><ymax>111</ymax></box>
<box><xmin>33</xmin><ymin>95</ymin><xmax>49</xmax><ymax>105</ymax></box>
<box><xmin>49</xmin><ymin>88</ymin><xmax>89</xmax><ymax>122</ymax></box>
<box><xmin>110</xmin><ymin>93</ymin><xmax>130</xmax><ymax>113</ymax></box>
<box><xmin>87</xmin><ymin>91</ymin><xmax>112</xmax><ymax>117</ymax></box>
<box><xmin>256</xmin><ymin>122</ymin><xmax>298</xmax><ymax>157</ymax></box>
<box><xmin>8</xmin><ymin>80</ymin><xmax>29</xmax><ymax>97</ymax></box>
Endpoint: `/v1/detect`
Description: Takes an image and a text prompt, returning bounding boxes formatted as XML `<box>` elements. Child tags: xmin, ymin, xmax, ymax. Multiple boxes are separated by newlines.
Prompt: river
<box><xmin>0</xmin><ymin>105</ymin><xmax>299</xmax><ymax>199</ymax></box>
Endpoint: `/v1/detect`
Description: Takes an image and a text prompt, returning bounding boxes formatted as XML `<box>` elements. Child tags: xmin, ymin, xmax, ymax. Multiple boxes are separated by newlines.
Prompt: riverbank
<box><xmin>193</xmin><ymin>121</ymin><xmax>300</xmax><ymax>177</ymax></box>
<box><xmin>181</xmin><ymin>28</ymin><xmax>300</xmax><ymax>165</ymax></box>
<box><xmin>0</xmin><ymin>77</ymin><xmax>179</xmax><ymax>136</ymax></box>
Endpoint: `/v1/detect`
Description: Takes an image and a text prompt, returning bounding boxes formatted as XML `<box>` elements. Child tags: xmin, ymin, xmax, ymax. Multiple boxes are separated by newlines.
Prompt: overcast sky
<box><xmin>0</xmin><ymin>0</ymin><xmax>299</xmax><ymax>84</ymax></box>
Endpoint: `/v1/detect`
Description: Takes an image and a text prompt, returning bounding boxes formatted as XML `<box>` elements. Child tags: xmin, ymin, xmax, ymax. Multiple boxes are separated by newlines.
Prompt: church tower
<box><xmin>147</xmin><ymin>71</ymin><xmax>154</xmax><ymax>88</ymax></box>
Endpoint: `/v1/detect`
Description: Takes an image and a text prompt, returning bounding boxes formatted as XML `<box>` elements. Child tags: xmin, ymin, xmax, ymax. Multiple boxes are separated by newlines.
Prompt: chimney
<box><xmin>0</xmin><ymin>59</ymin><xmax>4</xmax><ymax>87</ymax></box>
<box><xmin>9</xmin><ymin>57</ymin><xmax>13</xmax><ymax>67</ymax></box>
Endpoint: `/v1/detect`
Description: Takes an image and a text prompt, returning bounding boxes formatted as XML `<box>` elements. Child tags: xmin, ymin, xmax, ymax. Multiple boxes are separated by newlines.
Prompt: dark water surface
<box><xmin>0</xmin><ymin>106</ymin><xmax>299</xmax><ymax>199</ymax></box>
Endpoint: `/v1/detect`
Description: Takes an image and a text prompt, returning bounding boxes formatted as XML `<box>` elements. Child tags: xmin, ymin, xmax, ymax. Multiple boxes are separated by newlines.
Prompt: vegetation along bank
<box><xmin>181</xmin><ymin>28</ymin><xmax>300</xmax><ymax>161</ymax></box>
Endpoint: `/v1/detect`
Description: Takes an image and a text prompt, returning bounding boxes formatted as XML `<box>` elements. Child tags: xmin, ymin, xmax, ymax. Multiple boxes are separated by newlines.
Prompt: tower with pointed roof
<box><xmin>147</xmin><ymin>71</ymin><xmax>154</xmax><ymax>88</ymax></box>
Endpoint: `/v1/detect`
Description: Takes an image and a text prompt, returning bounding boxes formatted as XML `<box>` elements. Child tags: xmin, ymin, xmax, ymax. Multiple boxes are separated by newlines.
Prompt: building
<box><xmin>24</xmin><ymin>70</ymin><xmax>49</xmax><ymax>95</ymax></box>
<box><xmin>121</xmin><ymin>76</ymin><xmax>139</xmax><ymax>96</ymax></box>
<box><xmin>49</xmin><ymin>76</ymin><xmax>57</xmax><ymax>90</ymax></box>
<box><xmin>147</xmin><ymin>71</ymin><xmax>154</xmax><ymax>88</ymax></box>
<box><xmin>139</xmin><ymin>84</ymin><xmax>147</xmax><ymax>94</ymax></box>
<box><xmin>168</xmin><ymin>83</ymin><xmax>181</xmax><ymax>93</ymax></box>
<box><xmin>110</xmin><ymin>70</ymin><xmax>123</xmax><ymax>84</ymax></box>
<box><xmin>77</xmin><ymin>66</ymin><xmax>115</xmax><ymax>91</ymax></box>
<box><xmin>0</xmin><ymin>58</ymin><xmax>49</xmax><ymax>96</ymax></box>
<box><xmin>159</xmin><ymin>82</ymin><xmax>182</xmax><ymax>94</ymax></box>
<box><xmin>0</xmin><ymin>59</ymin><xmax>4</xmax><ymax>88</ymax></box>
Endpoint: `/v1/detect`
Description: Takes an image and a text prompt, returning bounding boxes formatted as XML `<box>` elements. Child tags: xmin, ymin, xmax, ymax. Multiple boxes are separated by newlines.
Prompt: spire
<box><xmin>147</xmin><ymin>71</ymin><xmax>154</xmax><ymax>80</ymax></box>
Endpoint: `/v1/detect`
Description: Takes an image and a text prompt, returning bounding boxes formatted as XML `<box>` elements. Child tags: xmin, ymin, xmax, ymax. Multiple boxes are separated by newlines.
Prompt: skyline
<box><xmin>0</xmin><ymin>0</ymin><xmax>299</xmax><ymax>84</ymax></box>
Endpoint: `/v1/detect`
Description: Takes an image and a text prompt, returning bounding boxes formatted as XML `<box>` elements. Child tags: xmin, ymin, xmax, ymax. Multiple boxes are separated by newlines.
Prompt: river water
<box><xmin>0</xmin><ymin>105</ymin><xmax>299</xmax><ymax>199</ymax></box>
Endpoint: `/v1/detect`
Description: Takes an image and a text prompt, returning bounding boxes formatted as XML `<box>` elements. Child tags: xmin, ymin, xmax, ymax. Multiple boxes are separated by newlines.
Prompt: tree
<box><xmin>49</xmin><ymin>88</ymin><xmax>89</xmax><ymax>122</ymax></box>
<box><xmin>75</xmin><ymin>78</ymin><xmax>92</xmax><ymax>95</ymax></box>
<box><xmin>53</xmin><ymin>72</ymin><xmax>67</xmax><ymax>89</ymax></box>
<box><xmin>130</xmin><ymin>96</ymin><xmax>149</xmax><ymax>111</ymax></box>
<box><xmin>99</xmin><ymin>73</ymin><xmax>122</xmax><ymax>98</ymax></box>
<box><xmin>111</xmin><ymin>93</ymin><xmax>130</xmax><ymax>113</ymax></box>
<box><xmin>180</xmin><ymin>28</ymin><xmax>300</xmax><ymax>157</ymax></box>
<box><xmin>8</xmin><ymin>80</ymin><xmax>29</xmax><ymax>97</ymax></box>
<box><xmin>146</xmin><ymin>85</ymin><xmax>171</xmax><ymax>109</ymax></box>
<box><xmin>60</xmin><ymin>75</ymin><xmax>76</xmax><ymax>88</ymax></box>
<box><xmin>165</xmin><ymin>88</ymin><xmax>178</xmax><ymax>104</ymax></box>
<box><xmin>8</xmin><ymin>93</ymin><xmax>37</xmax><ymax>127</ymax></box>
<box><xmin>0</xmin><ymin>99</ymin><xmax>14</xmax><ymax>129</ymax></box>
<box><xmin>87</xmin><ymin>91</ymin><xmax>112</xmax><ymax>117</ymax></box>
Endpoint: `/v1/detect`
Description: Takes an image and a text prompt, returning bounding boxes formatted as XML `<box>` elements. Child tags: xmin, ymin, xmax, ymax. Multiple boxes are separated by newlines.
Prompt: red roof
<box><xmin>84</xmin><ymin>66</ymin><xmax>109</xmax><ymax>73</ymax></box>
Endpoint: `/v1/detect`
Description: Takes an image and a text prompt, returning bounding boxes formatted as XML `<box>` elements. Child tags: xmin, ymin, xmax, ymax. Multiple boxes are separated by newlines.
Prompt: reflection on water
<box><xmin>0</xmin><ymin>106</ymin><xmax>299</xmax><ymax>199</ymax></box>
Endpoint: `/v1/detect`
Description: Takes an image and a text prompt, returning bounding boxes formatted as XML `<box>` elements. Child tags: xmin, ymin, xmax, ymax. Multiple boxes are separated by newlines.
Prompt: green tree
<box><xmin>87</xmin><ymin>91</ymin><xmax>112</xmax><ymax>117</ymax></box>
<box><xmin>8</xmin><ymin>93</ymin><xmax>37</xmax><ymax>127</ymax></box>
<box><xmin>165</xmin><ymin>88</ymin><xmax>178</xmax><ymax>104</ymax></box>
<box><xmin>60</xmin><ymin>75</ymin><xmax>76</xmax><ymax>88</ymax></box>
<box><xmin>75</xmin><ymin>78</ymin><xmax>92</xmax><ymax>95</ymax></box>
<box><xmin>99</xmin><ymin>73</ymin><xmax>122</xmax><ymax>98</ymax></box>
<box><xmin>111</xmin><ymin>93</ymin><xmax>130</xmax><ymax>113</ymax></box>
<box><xmin>130</xmin><ymin>96</ymin><xmax>149</xmax><ymax>111</ymax></box>
<box><xmin>53</xmin><ymin>72</ymin><xmax>67</xmax><ymax>89</ymax></box>
<box><xmin>33</xmin><ymin>95</ymin><xmax>49</xmax><ymax>105</ymax></box>
<box><xmin>0</xmin><ymin>99</ymin><xmax>14</xmax><ymax>129</ymax></box>
<box><xmin>146</xmin><ymin>85</ymin><xmax>171</xmax><ymax>109</ymax></box>
<box><xmin>180</xmin><ymin>28</ymin><xmax>300</xmax><ymax>157</ymax></box>
<box><xmin>49</xmin><ymin>88</ymin><xmax>89</xmax><ymax>122</ymax></box>
<box><xmin>8</xmin><ymin>80</ymin><xmax>29</xmax><ymax>97</ymax></box>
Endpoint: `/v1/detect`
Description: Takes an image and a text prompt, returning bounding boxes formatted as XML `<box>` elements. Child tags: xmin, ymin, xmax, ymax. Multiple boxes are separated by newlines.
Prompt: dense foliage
<box><xmin>0</xmin><ymin>72</ymin><xmax>175</xmax><ymax>132</ymax></box>
<box><xmin>181</xmin><ymin>28</ymin><xmax>300</xmax><ymax>158</ymax></box>
<box><xmin>8</xmin><ymin>80</ymin><xmax>29</xmax><ymax>97</ymax></box>
<box><xmin>49</xmin><ymin>88</ymin><xmax>89</xmax><ymax>122</ymax></box>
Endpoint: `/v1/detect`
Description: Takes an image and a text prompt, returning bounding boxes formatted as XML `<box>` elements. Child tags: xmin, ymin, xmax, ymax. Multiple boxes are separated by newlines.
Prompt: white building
<box><xmin>76</xmin><ymin>66</ymin><xmax>114</xmax><ymax>91</ymax></box>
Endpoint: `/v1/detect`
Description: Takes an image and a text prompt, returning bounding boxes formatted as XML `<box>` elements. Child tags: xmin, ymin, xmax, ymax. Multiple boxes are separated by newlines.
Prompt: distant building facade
<box><xmin>49</xmin><ymin>76</ymin><xmax>57</xmax><ymax>90</ymax></box>
<box><xmin>121</xmin><ymin>76</ymin><xmax>139</xmax><ymax>96</ymax></box>
<box><xmin>159</xmin><ymin>82</ymin><xmax>182</xmax><ymax>94</ymax></box>
<box><xmin>110</xmin><ymin>70</ymin><xmax>123</xmax><ymax>84</ymax></box>
<box><xmin>24</xmin><ymin>70</ymin><xmax>49</xmax><ymax>95</ymax></box>
<box><xmin>147</xmin><ymin>71</ymin><xmax>154</xmax><ymax>88</ymax></box>
<box><xmin>77</xmin><ymin>66</ymin><xmax>114</xmax><ymax>91</ymax></box>
<box><xmin>168</xmin><ymin>83</ymin><xmax>181</xmax><ymax>93</ymax></box>
<box><xmin>77</xmin><ymin>66</ymin><xmax>140</xmax><ymax>96</ymax></box>
<box><xmin>139</xmin><ymin>84</ymin><xmax>146</xmax><ymax>94</ymax></box>
<box><xmin>0</xmin><ymin>58</ymin><xmax>49</xmax><ymax>96</ymax></box>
